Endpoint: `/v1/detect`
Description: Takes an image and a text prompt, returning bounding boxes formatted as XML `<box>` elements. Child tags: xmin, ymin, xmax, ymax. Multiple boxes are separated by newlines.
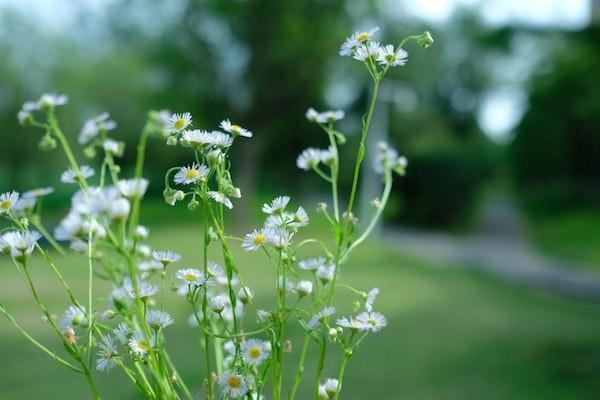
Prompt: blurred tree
<box><xmin>510</xmin><ymin>26</ymin><xmax>600</xmax><ymax>210</ymax></box>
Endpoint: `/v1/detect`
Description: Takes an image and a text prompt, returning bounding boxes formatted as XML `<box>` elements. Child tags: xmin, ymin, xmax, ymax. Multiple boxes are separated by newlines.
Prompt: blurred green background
<box><xmin>1</xmin><ymin>0</ymin><xmax>599</xmax><ymax>398</ymax></box>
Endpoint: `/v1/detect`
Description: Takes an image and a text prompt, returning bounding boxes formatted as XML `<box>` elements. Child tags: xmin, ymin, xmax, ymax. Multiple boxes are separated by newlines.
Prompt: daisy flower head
<box><xmin>208</xmin><ymin>191</ymin><xmax>233</xmax><ymax>209</ymax></box>
<box><xmin>297</xmin><ymin>148</ymin><xmax>322</xmax><ymax>170</ymax></box>
<box><xmin>320</xmin><ymin>146</ymin><xmax>337</xmax><ymax>166</ymax></box>
<box><xmin>117</xmin><ymin>178</ymin><xmax>149</xmax><ymax>198</ymax></box>
<box><xmin>336</xmin><ymin>316</ymin><xmax>369</xmax><ymax>332</ymax></box>
<box><xmin>297</xmin><ymin>257</ymin><xmax>326</xmax><ymax>271</ymax></box>
<box><xmin>366</xmin><ymin>287</ymin><xmax>379</xmax><ymax>312</ymax></box>
<box><xmin>377</xmin><ymin>45</ymin><xmax>408</xmax><ymax>67</ymax></box>
<box><xmin>339</xmin><ymin>26</ymin><xmax>380</xmax><ymax>56</ymax></box>
<box><xmin>0</xmin><ymin>191</ymin><xmax>19</xmax><ymax>214</ymax></box>
<box><xmin>318</xmin><ymin>384</ymin><xmax>329</xmax><ymax>399</ymax></box>
<box><xmin>291</xmin><ymin>206</ymin><xmax>309</xmax><ymax>228</ymax></box>
<box><xmin>78</xmin><ymin>112</ymin><xmax>117</xmax><ymax>144</ymax></box>
<box><xmin>129</xmin><ymin>280</ymin><xmax>159</xmax><ymax>301</ymax></box>
<box><xmin>316</xmin><ymin>264</ymin><xmax>335</xmax><ymax>284</ymax></box>
<box><xmin>23</xmin><ymin>187</ymin><xmax>54</xmax><ymax>199</ymax></box>
<box><xmin>128</xmin><ymin>331</ymin><xmax>155</xmax><ymax>358</ymax></box>
<box><xmin>305</xmin><ymin>107</ymin><xmax>320</xmax><ymax>122</ymax></box>
<box><xmin>152</xmin><ymin>250</ymin><xmax>181</xmax><ymax>267</ymax></box>
<box><xmin>295</xmin><ymin>280</ymin><xmax>313</xmax><ymax>297</ymax></box>
<box><xmin>135</xmin><ymin>225</ymin><xmax>150</xmax><ymax>239</ymax></box>
<box><xmin>174</xmin><ymin>163</ymin><xmax>209</xmax><ymax>185</ymax></box>
<box><xmin>219</xmin><ymin>373</ymin><xmax>249</xmax><ymax>399</ymax></box>
<box><xmin>353</xmin><ymin>41</ymin><xmax>382</xmax><ymax>62</ymax></box>
<box><xmin>266</xmin><ymin>227</ymin><xmax>293</xmax><ymax>249</ymax></box>
<box><xmin>113</xmin><ymin>323</ymin><xmax>131</xmax><ymax>345</ymax></box>
<box><xmin>37</xmin><ymin>92</ymin><xmax>68</xmax><ymax>110</ymax></box>
<box><xmin>146</xmin><ymin>309</ymin><xmax>174</xmax><ymax>330</ymax></box>
<box><xmin>237</xmin><ymin>286</ymin><xmax>254</xmax><ymax>304</ymax></box>
<box><xmin>96</xmin><ymin>335</ymin><xmax>117</xmax><ymax>372</ymax></box>
<box><xmin>108</xmin><ymin>198</ymin><xmax>131</xmax><ymax>220</ymax></box>
<box><xmin>59</xmin><ymin>305</ymin><xmax>87</xmax><ymax>331</ymax></box>
<box><xmin>316</xmin><ymin>110</ymin><xmax>345</xmax><ymax>124</ymax></box>
<box><xmin>356</xmin><ymin>311</ymin><xmax>387</xmax><ymax>332</ymax></box>
<box><xmin>242</xmin><ymin>229</ymin><xmax>268</xmax><ymax>251</ymax></box>
<box><xmin>166</xmin><ymin>112</ymin><xmax>192</xmax><ymax>133</ymax></box>
<box><xmin>17</xmin><ymin>110</ymin><xmax>33</xmax><ymax>126</ymax></box>
<box><xmin>374</xmin><ymin>141</ymin><xmax>408</xmax><ymax>175</ymax></box>
<box><xmin>3</xmin><ymin>230</ymin><xmax>41</xmax><ymax>260</ymax></box>
<box><xmin>176</xmin><ymin>268</ymin><xmax>207</xmax><ymax>286</ymax></box>
<box><xmin>242</xmin><ymin>339</ymin><xmax>271</xmax><ymax>366</ymax></box>
<box><xmin>324</xmin><ymin>378</ymin><xmax>340</xmax><ymax>398</ymax></box>
<box><xmin>206</xmin><ymin>261</ymin><xmax>226</xmax><ymax>280</ymax></box>
<box><xmin>309</xmin><ymin>306</ymin><xmax>336</xmax><ymax>329</ymax></box>
<box><xmin>257</xmin><ymin>309</ymin><xmax>272</xmax><ymax>323</ymax></box>
<box><xmin>262</xmin><ymin>195</ymin><xmax>290</xmax><ymax>215</ymax></box>
<box><xmin>220</xmin><ymin>119</ymin><xmax>253</xmax><ymax>138</ymax></box>
<box><xmin>209</xmin><ymin>295</ymin><xmax>227</xmax><ymax>314</ymax></box>
<box><xmin>61</xmin><ymin>165</ymin><xmax>95</xmax><ymax>184</ymax></box>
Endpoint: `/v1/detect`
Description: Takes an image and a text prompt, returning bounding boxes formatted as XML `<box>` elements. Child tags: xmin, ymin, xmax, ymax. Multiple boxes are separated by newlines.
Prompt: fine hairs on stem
<box><xmin>2</xmin><ymin>27</ymin><xmax>433</xmax><ymax>399</ymax></box>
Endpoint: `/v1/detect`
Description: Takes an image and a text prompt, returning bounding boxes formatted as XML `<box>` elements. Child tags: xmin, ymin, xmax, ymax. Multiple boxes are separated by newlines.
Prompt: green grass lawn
<box><xmin>526</xmin><ymin>208</ymin><xmax>600</xmax><ymax>271</ymax></box>
<box><xmin>1</xmin><ymin>221</ymin><xmax>600</xmax><ymax>399</ymax></box>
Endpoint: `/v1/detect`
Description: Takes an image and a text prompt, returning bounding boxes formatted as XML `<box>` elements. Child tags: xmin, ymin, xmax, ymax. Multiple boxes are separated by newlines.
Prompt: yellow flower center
<box><xmin>385</xmin><ymin>54</ymin><xmax>395</xmax><ymax>62</ymax></box>
<box><xmin>102</xmin><ymin>347</ymin><xmax>112</xmax><ymax>358</ymax></box>
<box><xmin>185</xmin><ymin>274</ymin><xmax>197</xmax><ymax>282</ymax></box>
<box><xmin>248</xmin><ymin>346</ymin><xmax>262</xmax><ymax>359</ymax></box>
<box><xmin>227</xmin><ymin>376</ymin><xmax>241</xmax><ymax>389</ymax></box>
<box><xmin>356</xmin><ymin>32</ymin><xmax>369</xmax><ymax>42</ymax></box>
<box><xmin>0</xmin><ymin>200</ymin><xmax>12</xmax><ymax>209</ymax></box>
<box><xmin>252</xmin><ymin>234</ymin><xmax>265</xmax><ymax>246</ymax></box>
<box><xmin>138</xmin><ymin>340</ymin><xmax>150</xmax><ymax>351</ymax></box>
<box><xmin>173</xmin><ymin>118</ymin><xmax>186</xmax><ymax>130</ymax></box>
<box><xmin>185</xmin><ymin>169</ymin><xmax>199</xmax><ymax>179</ymax></box>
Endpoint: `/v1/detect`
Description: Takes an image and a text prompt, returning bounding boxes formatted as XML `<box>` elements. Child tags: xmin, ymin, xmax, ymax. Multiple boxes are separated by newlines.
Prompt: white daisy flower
<box><xmin>316</xmin><ymin>264</ymin><xmax>335</xmax><ymax>284</ymax></box>
<box><xmin>219</xmin><ymin>119</ymin><xmax>253</xmax><ymax>138</ymax></box>
<box><xmin>152</xmin><ymin>250</ymin><xmax>181</xmax><ymax>266</ymax></box>
<box><xmin>208</xmin><ymin>191</ymin><xmax>233</xmax><ymax>209</ymax></box>
<box><xmin>353</xmin><ymin>41</ymin><xmax>382</xmax><ymax>62</ymax></box>
<box><xmin>318</xmin><ymin>384</ymin><xmax>329</xmax><ymax>399</ymax></box>
<box><xmin>257</xmin><ymin>309</ymin><xmax>271</xmax><ymax>323</ymax></box>
<box><xmin>365</xmin><ymin>287</ymin><xmax>379</xmax><ymax>312</ymax></box>
<box><xmin>206</xmin><ymin>261</ymin><xmax>229</xmax><ymax>285</ymax></box>
<box><xmin>17</xmin><ymin>110</ymin><xmax>32</xmax><ymax>125</ymax></box>
<box><xmin>295</xmin><ymin>280</ymin><xmax>313</xmax><ymax>297</ymax></box>
<box><xmin>237</xmin><ymin>286</ymin><xmax>253</xmax><ymax>304</ymax></box>
<box><xmin>266</xmin><ymin>227</ymin><xmax>293</xmax><ymax>249</ymax></box>
<box><xmin>296</xmin><ymin>148</ymin><xmax>322</xmax><ymax>170</ymax></box>
<box><xmin>336</xmin><ymin>316</ymin><xmax>369</xmax><ymax>332</ymax></box>
<box><xmin>319</xmin><ymin>146</ymin><xmax>337</xmax><ymax>166</ymax></box>
<box><xmin>102</xmin><ymin>139</ymin><xmax>122</xmax><ymax>156</ymax></box>
<box><xmin>174</xmin><ymin>163</ymin><xmax>209</xmax><ymax>185</ymax></box>
<box><xmin>208</xmin><ymin>131</ymin><xmax>234</xmax><ymax>148</ymax></box>
<box><xmin>113</xmin><ymin>323</ymin><xmax>131</xmax><ymax>345</ymax></box>
<box><xmin>108</xmin><ymin>198</ymin><xmax>131</xmax><ymax>220</ymax></box>
<box><xmin>262</xmin><ymin>195</ymin><xmax>290</xmax><ymax>214</ymax></box>
<box><xmin>339</xmin><ymin>27</ymin><xmax>380</xmax><ymax>56</ymax></box>
<box><xmin>61</xmin><ymin>165</ymin><xmax>95</xmax><ymax>184</ymax></box>
<box><xmin>176</xmin><ymin>268</ymin><xmax>207</xmax><ymax>286</ymax></box>
<box><xmin>242</xmin><ymin>339</ymin><xmax>271</xmax><ymax>366</ymax></box>
<box><xmin>135</xmin><ymin>225</ymin><xmax>150</xmax><ymax>239</ymax></box>
<box><xmin>59</xmin><ymin>305</ymin><xmax>87</xmax><ymax>331</ymax></box>
<box><xmin>316</xmin><ymin>110</ymin><xmax>345</xmax><ymax>124</ymax></box>
<box><xmin>127</xmin><ymin>280</ymin><xmax>159</xmax><ymax>300</ymax></box>
<box><xmin>37</xmin><ymin>93</ymin><xmax>68</xmax><ymax>109</ymax></box>
<box><xmin>291</xmin><ymin>206</ymin><xmax>309</xmax><ymax>227</ymax></box>
<box><xmin>242</xmin><ymin>229</ymin><xmax>268</xmax><ymax>251</ymax></box>
<box><xmin>96</xmin><ymin>335</ymin><xmax>117</xmax><ymax>372</ymax></box>
<box><xmin>128</xmin><ymin>331</ymin><xmax>155</xmax><ymax>358</ymax></box>
<box><xmin>356</xmin><ymin>311</ymin><xmax>387</xmax><ymax>332</ymax></box>
<box><xmin>137</xmin><ymin>260</ymin><xmax>163</xmax><ymax>272</ymax></box>
<box><xmin>117</xmin><ymin>178</ymin><xmax>149</xmax><ymax>198</ymax></box>
<box><xmin>166</xmin><ymin>112</ymin><xmax>192</xmax><ymax>133</ymax></box>
<box><xmin>309</xmin><ymin>306</ymin><xmax>336</xmax><ymax>329</ymax></box>
<box><xmin>219</xmin><ymin>373</ymin><xmax>249</xmax><ymax>399</ymax></box>
<box><xmin>22</xmin><ymin>187</ymin><xmax>54</xmax><ymax>199</ymax></box>
<box><xmin>0</xmin><ymin>191</ymin><xmax>19</xmax><ymax>214</ymax></box>
<box><xmin>305</xmin><ymin>107</ymin><xmax>320</xmax><ymax>122</ymax></box>
<box><xmin>78</xmin><ymin>112</ymin><xmax>117</xmax><ymax>144</ymax></box>
<box><xmin>297</xmin><ymin>257</ymin><xmax>326</xmax><ymax>271</ymax></box>
<box><xmin>146</xmin><ymin>309</ymin><xmax>174</xmax><ymax>330</ymax></box>
<box><xmin>2</xmin><ymin>230</ymin><xmax>41</xmax><ymax>260</ymax></box>
<box><xmin>374</xmin><ymin>142</ymin><xmax>407</xmax><ymax>174</ymax></box>
<box><xmin>377</xmin><ymin>44</ymin><xmax>408</xmax><ymax>67</ymax></box>
<box><xmin>209</xmin><ymin>295</ymin><xmax>227</xmax><ymax>313</ymax></box>
<box><xmin>324</xmin><ymin>378</ymin><xmax>340</xmax><ymax>397</ymax></box>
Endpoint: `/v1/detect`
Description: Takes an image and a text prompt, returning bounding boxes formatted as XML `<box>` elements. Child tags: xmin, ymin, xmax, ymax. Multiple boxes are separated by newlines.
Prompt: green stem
<box><xmin>312</xmin><ymin>338</ymin><xmax>327</xmax><ymax>400</ymax></box>
<box><xmin>288</xmin><ymin>335</ymin><xmax>310</xmax><ymax>400</ymax></box>
<box><xmin>332</xmin><ymin>353</ymin><xmax>350</xmax><ymax>400</ymax></box>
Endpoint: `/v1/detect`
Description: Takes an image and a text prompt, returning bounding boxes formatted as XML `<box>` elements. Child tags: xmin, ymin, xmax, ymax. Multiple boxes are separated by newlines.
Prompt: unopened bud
<box><xmin>166</xmin><ymin>135</ymin><xmax>178</xmax><ymax>146</ymax></box>
<box><xmin>283</xmin><ymin>340</ymin><xmax>293</xmax><ymax>353</ymax></box>
<box><xmin>418</xmin><ymin>31</ymin><xmax>434</xmax><ymax>49</ymax></box>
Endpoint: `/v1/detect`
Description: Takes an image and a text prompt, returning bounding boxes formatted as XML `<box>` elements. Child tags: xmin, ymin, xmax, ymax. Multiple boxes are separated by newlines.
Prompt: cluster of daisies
<box><xmin>340</xmin><ymin>27</ymin><xmax>408</xmax><ymax>67</ymax></box>
<box><xmin>161</xmin><ymin>112</ymin><xmax>252</xmax><ymax>210</ymax></box>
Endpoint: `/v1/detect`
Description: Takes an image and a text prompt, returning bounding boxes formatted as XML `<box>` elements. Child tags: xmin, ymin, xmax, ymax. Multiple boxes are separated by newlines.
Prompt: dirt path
<box><xmin>385</xmin><ymin>196</ymin><xmax>600</xmax><ymax>301</ymax></box>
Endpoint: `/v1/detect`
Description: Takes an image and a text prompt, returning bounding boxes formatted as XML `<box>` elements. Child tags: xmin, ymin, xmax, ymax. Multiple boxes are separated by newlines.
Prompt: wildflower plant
<box><xmin>1</xmin><ymin>27</ymin><xmax>432</xmax><ymax>399</ymax></box>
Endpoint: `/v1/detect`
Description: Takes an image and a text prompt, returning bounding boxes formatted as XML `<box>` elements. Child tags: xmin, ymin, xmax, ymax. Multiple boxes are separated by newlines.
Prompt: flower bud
<box><xmin>237</xmin><ymin>286</ymin><xmax>253</xmax><ymax>304</ymax></box>
<box><xmin>187</xmin><ymin>198</ymin><xmax>199</xmax><ymax>210</ymax></box>
<box><xmin>174</xmin><ymin>190</ymin><xmax>185</xmax><ymax>201</ymax></box>
<box><xmin>166</xmin><ymin>135</ymin><xmax>178</xmax><ymax>146</ymax></box>
<box><xmin>17</xmin><ymin>110</ymin><xmax>33</xmax><ymax>126</ymax></box>
<box><xmin>283</xmin><ymin>339</ymin><xmax>293</xmax><ymax>353</ymax></box>
<box><xmin>295</xmin><ymin>280</ymin><xmax>313</xmax><ymax>298</ymax></box>
<box><xmin>328</xmin><ymin>328</ymin><xmax>338</xmax><ymax>339</ymax></box>
<box><xmin>83</xmin><ymin>146</ymin><xmax>96</xmax><ymax>159</ymax></box>
<box><xmin>418</xmin><ymin>31</ymin><xmax>434</xmax><ymax>49</ymax></box>
<box><xmin>38</xmin><ymin>133</ymin><xmax>57</xmax><ymax>151</ymax></box>
<box><xmin>209</xmin><ymin>295</ymin><xmax>226</xmax><ymax>313</ymax></box>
